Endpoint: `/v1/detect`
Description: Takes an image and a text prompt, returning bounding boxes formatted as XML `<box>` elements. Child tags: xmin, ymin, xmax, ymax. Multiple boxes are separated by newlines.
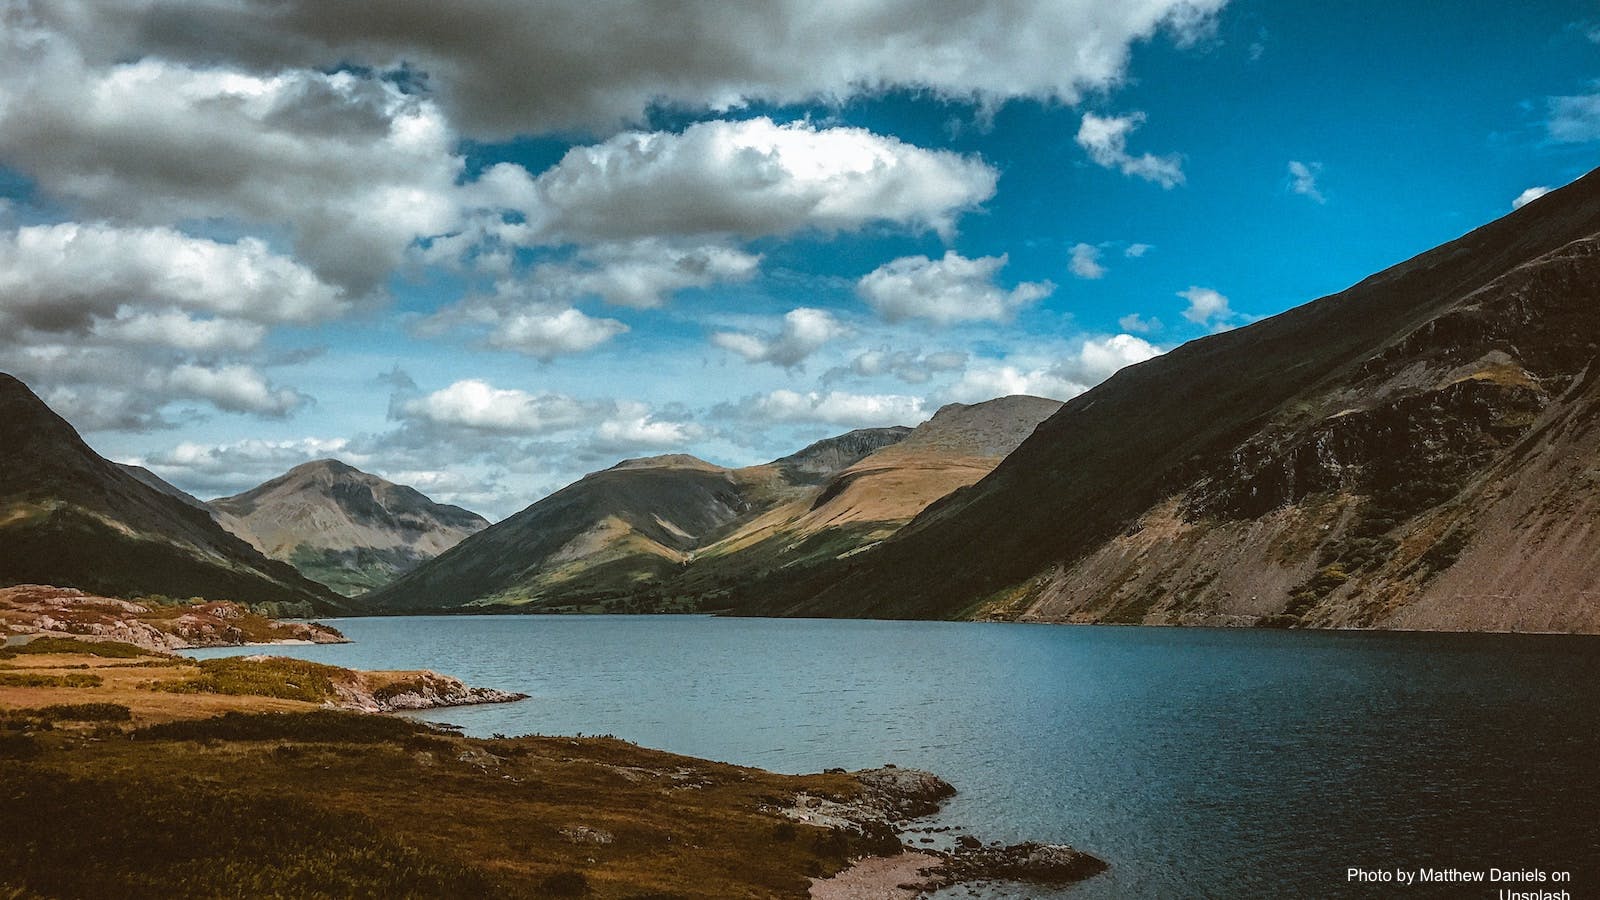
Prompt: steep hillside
<box><xmin>770</xmin><ymin>168</ymin><xmax>1600</xmax><ymax>632</ymax></box>
<box><xmin>359</xmin><ymin>427</ymin><xmax>911</xmax><ymax>611</ymax></box>
<box><xmin>677</xmin><ymin>396</ymin><xmax>1063</xmax><ymax>601</ymax></box>
<box><xmin>360</xmin><ymin>403</ymin><xmax>1070</xmax><ymax>614</ymax></box>
<box><xmin>0</xmin><ymin>374</ymin><xmax>343</xmax><ymax>613</ymax></box>
<box><xmin>209</xmin><ymin>460</ymin><xmax>488</xmax><ymax>596</ymax></box>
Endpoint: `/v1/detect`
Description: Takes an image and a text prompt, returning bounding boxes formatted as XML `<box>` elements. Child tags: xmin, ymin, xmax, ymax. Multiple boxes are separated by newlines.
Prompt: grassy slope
<box><xmin>0</xmin><ymin>648</ymin><xmax>886</xmax><ymax>899</ymax></box>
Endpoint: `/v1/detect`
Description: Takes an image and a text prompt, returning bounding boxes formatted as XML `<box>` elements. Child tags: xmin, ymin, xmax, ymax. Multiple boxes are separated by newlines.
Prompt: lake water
<box><xmin>192</xmin><ymin>616</ymin><xmax>1600</xmax><ymax>897</ymax></box>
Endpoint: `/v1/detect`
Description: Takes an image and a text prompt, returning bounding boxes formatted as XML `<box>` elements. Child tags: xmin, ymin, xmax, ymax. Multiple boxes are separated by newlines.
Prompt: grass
<box><xmin>0</xmin><ymin>645</ymin><xmax>897</xmax><ymax>897</ymax></box>
<box><xmin>0</xmin><ymin>672</ymin><xmax>102</xmax><ymax>688</ymax></box>
<box><xmin>0</xmin><ymin>637</ymin><xmax>156</xmax><ymax>659</ymax></box>
<box><xmin>150</xmin><ymin>656</ymin><xmax>345</xmax><ymax>703</ymax></box>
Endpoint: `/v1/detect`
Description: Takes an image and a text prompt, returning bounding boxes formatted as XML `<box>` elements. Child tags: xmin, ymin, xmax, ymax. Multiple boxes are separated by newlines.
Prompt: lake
<box><xmin>192</xmin><ymin>616</ymin><xmax>1600</xmax><ymax>897</ymax></box>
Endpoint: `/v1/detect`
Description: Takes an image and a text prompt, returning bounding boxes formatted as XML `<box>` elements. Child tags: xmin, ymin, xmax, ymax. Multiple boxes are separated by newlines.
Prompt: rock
<box><xmin>559</xmin><ymin>825</ymin><xmax>614</xmax><ymax>846</ymax></box>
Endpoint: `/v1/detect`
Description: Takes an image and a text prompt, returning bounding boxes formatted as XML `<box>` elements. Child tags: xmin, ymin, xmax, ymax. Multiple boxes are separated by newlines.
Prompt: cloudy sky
<box><xmin>1</xmin><ymin>0</ymin><xmax>1596</xmax><ymax>519</ymax></box>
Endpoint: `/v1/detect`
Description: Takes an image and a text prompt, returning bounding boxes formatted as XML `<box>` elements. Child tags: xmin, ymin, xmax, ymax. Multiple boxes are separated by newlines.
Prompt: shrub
<box><xmin>0</xmin><ymin>733</ymin><xmax>39</xmax><ymax>760</ymax></box>
<box><xmin>135</xmin><ymin>710</ymin><xmax>443</xmax><ymax>747</ymax></box>
<box><xmin>152</xmin><ymin>656</ymin><xmax>343</xmax><ymax>703</ymax></box>
<box><xmin>32</xmin><ymin>703</ymin><xmax>132</xmax><ymax>723</ymax></box>
<box><xmin>0</xmin><ymin>672</ymin><xmax>102</xmax><ymax>688</ymax></box>
<box><xmin>3</xmin><ymin>638</ymin><xmax>156</xmax><ymax>659</ymax></box>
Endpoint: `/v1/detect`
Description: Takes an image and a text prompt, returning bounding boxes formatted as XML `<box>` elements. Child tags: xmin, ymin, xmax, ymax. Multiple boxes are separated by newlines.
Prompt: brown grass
<box><xmin>0</xmin><ymin>648</ymin><xmax>885</xmax><ymax>898</ymax></box>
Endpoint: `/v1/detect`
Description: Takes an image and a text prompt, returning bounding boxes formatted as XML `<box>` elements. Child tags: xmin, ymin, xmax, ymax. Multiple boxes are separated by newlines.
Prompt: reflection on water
<box><xmin>192</xmin><ymin>616</ymin><xmax>1600</xmax><ymax>897</ymax></box>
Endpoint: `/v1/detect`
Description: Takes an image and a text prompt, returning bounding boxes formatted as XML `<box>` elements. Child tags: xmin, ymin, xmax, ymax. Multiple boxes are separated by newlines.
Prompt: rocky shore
<box><xmin>793</xmin><ymin>765</ymin><xmax>1107</xmax><ymax>897</ymax></box>
<box><xmin>0</xmin><ymin>584</ymin><xmax>347</xmax><ymax>651</ymax></box>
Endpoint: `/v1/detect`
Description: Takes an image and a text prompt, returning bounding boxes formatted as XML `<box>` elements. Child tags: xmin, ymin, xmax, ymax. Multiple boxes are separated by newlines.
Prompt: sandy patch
<box><xmin>809</xmin><ymin>851</ymin><xmax>942</xmax><ymax>900</ymax></box>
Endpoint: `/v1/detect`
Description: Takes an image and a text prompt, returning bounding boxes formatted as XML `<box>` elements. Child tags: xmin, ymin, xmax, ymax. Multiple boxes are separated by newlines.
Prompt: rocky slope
<box><xmin>0</xmin><ymin>584</ymin><xmax>345</xmax><ymax>652</ymax></box>
<box><xmin>0</xmin><ymin>374</ymin><xmax>343</xmax><ymax>613</ymax></box>
<box><xmin>360</xmin><ymin>427</ymin><xmax>916</xmax><ymax>611</ymax></box>
<box><xmin>768</xmin><ymin>168</ymin><xmax>1600</xmax><ymax>632</ymax></box>
<box><xmin>209</xmin><ymin>460</ymin><xmax>488</xmax><ymax>596</ymax></box>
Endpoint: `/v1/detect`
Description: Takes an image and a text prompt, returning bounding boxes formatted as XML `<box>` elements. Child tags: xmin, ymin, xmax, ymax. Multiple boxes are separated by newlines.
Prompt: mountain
<box><xmin>0</xmin><ymin>373</ymin><xmax>342</xmax><ymax>613</ymax></box>
<box><xmin>765</xmin><ymin>168</ymin><xmax>1600</xmax><ymax>632</ymax></box>
<box><xmin>360</xmin><ymin>427</ymin><xmax>916</xmax><ymax>611</ymax></box>
<box><xmin>361</xmin><ymin>399</ymin><xmax>1065</xmax><ymax>614</ymax></box>
<box><xmin>115</xmin><ymin>463</ymin><xmax>209</xmax><ymax>510</ymax></box>
<box><xmin>208</xmin><ymin>460</ymin><xmax>490</xmax><ymax>596</ymax></box>
<box><xmin>673</xmin><ymin>396</ymin><xmax>1063</xmax><ymax>601</ymax></box>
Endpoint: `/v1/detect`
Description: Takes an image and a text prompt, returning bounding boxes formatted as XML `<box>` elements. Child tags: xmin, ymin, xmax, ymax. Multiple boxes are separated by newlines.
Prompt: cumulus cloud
<box><xmin>1124</xmin><ymin>243</ymin><xmax>1152</xmax><ymax>258</ymax></box>
<box><xmin>857</xmin><ymin>252</ymin><xmax>1054</xmax><ymax>325</ymax></box>
<box><xmin>0</xmin><ymin>223</ymin><xmax>347</xmax><ymax>334</ymax></box>
<box><xmin>487</xmin><ymin>307</ymin><xmax>629</xmax><ymax>361</ymax></box>
<box><xmin>1287</xmin><ymin>160</ymin><xmax>1325</xmax><ymax>203</ymax></box>
<box><xmin>162</xmin><ymin>364</ymin><xmax>305</xmax><ymax>417</ymax></box>
<box><xmin>1118</xmin><ymin>312</ymin><xmax>1162</xmax><ymax>333</ymax></box>
<box><xmin>1177</xmin><ymin>286</ymin><xmax>1235</xmax><ymax>327</ymax></box>
<box><xmin>724</xmin><ymin>389</ymin><xmax>930</xmax><ymax>427</ymax></box>
<box><xmin>0</xmin><ymin>29</ymin><xmax>463</xmax><ymax>294</ymax></box>
<box><xmin>526</xmin><ymin>240</ymin><xmax>761</xmax><ymax>309</ymax></box>
<box><xmin>1076</xmin><ymin>112</ymin><xmax>1185</xmax><ymax>188</ymax></box>
<box><xmin>946</xmin><ymin>334</ymin><xmax>1162</xmax><ymax>403</ymax></box>
<box><xmin>471</xmin><ymin>118</ymin><xmax>997</xmax><ymax>243</ymax></box>
<box><xmin>57</xmin><ymin>0</ymin><xmax>1228</xmax><ymax>136</ymax></box>
<box><xmin>594</xmin><ymin>401</ymin><xmax>701</xmax><ymax>451</ymax></box>
<box><xmin>133</xmin><ymin>437</ymin><xmax>361</xmax><ymax>497</ymax></box>
<box><xmin>1512</xmin><ymin>186</ymin><xmax>1552</xmax><ymax>210</ymax></box>
<box><xmin>828</xmin><ymin>348</ymin><xmax>968</xmax><ymax>385</ymax></box>
<box><xmin>1069</xmin><ymin>243</ymin><xmax>1108</xmax><ymax>279</ymax></box>
<box><xmin>712</xmin><ymin>307</ymin><xmax>848</xmax><ymax>368</ymax></box>
<box><xmin>399</xmin><ymin>379</ymin><xmax>601</xmax><ymax>434</ymax></box>
<box><xmin>1547</xmin><ymin>92</ymin><xmax>1600</xmax><ymax>143</ymax></box>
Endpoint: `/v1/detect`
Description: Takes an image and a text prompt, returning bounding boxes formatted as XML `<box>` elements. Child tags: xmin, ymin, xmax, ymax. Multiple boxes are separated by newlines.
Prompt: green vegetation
<box><xmin>0</xmin><ymin>637</ymin><xmax>156</xmax><ymax>659</ymax></box>
<box><xmin>150</xmin><ymin>656</ymin><xmax>343</xmax><ymax>703</ymax></box>
<box><xmin>28</xmin><ymin>703</ymin><xmax>132</xmax><ymax>723</ymax></box>
<box><xmin>0</xmin><ymin>672</ymin><xmax>101</xmax><ymax>688</ymax></box>
<box><xmin>135</xmin><ymin>710</ymin><xmax>442</xmax><ymax>746</ymax></box>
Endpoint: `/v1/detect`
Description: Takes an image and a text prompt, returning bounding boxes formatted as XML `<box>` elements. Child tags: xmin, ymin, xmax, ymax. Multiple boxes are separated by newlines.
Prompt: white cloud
<box><xmin>1124</xmin><ymin>243</ymin><xmax>1152</xmax><ymax>258</ymax></box>
<box><xmin>162</xmin><ymin>364</ymin><xmax>305</xmax><ymax>417</ymax></box>
<box><xmin>831</xmin><ymin>348</ymin><xmax>968</xmax><ymax>385</ymax></box>
<box><xmin>731</xmin><ymin>389</ymin><xmax>930</xmax><ymax>427</ymax></box>
<box><xmin>66</xmin><ymin>1</ymin><xmax>1228</xmax><ymax>136</ymax></box>
<box><xmin>135</xmin><ymin>437</ymin><xmax>359</xmax><ymax>496</ymax></box>
<box><xmin>857</xmin><ymin>251</ymin><xmax>1054</xmax><ymax>325</ymax></box>
<box><xmin>0</xmin><ymin>34</ymin><xmax>463</xmax><ymax>294</ymax></box>
<box><xmin>712</xmin><ymin>307</ymin><xmax>848</xmax><ymax>368</ymax></box>
<box><xmin>594</xmin><ymin>402</ymin><xmax>700</xmax><ymax>451</ymax></box>
<box><xmin>1076</xmin><ymin>112</ymin><xmax>1185</xmax><ymax>188</ymax></box>
<box><xmin>529</xmin><ymin>240</ymin><xmax>761</xmax><ymax>309</ymax></box>
<box><xmin>1069</xmin><ymin>242</ymin><xmax>1107</xmax><ymax>279</ymax></box>
<box><xmin>1547</xmin><ymin>92</ymin><xmax>1600</xmax><ymax>143</ymax></box>
<box><xmin>1512</xmin><ymin>186</ymin><xmax>1552</xmax><ymax>210</ymax></box>
<box><xmin>1178</xmin><ymin>286</ymin><xmax>1234</xmax><ymax>326</ymax></box>
<box><xmin>487</xmin><ymin>307</ymin><xmax>629</xmax><ymax>361</ymax></box>
<box><xmin>946</xmin><ymin>334</ymin><xmax>1162</xmax><ymax>403</ymax></box>
<box><xmin>0</xmin><ymin>223</ymin><xmax>347</xmax><ymax>334</ymax></box>
<box><xmin>1287</xmin><ymin>160</ymin><xmax>1324</xmax><ymax>203</ymax></box>
<box><xmin>400</xmin><ymin>380</ymin><xmax>598</xmax><ymax>434</ymax></box>
<box><xmin>1118</xmin><ymin>313</ymin><xmax>1162</xmax><ymax>333</ymax></box>
<box><xmin>473</xmin><ymin>118</ymin><xmax>997</xmax><ymax>244</ymax></box>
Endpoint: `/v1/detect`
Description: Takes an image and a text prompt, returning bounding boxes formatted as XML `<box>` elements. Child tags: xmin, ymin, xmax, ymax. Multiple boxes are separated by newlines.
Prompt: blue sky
<box><xmin>0</xmin><ymin>0</ymin><xmax>1596</xmax><ymax>518</ymax></box>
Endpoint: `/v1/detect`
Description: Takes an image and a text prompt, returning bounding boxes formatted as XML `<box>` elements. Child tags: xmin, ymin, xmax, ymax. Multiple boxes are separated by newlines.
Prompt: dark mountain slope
<box><xmin>0</xmin><ymin>373</ymin><xmax>343</xmax><ymax>612</ymax></box>
<box><xmin>771</xmin><ymin>168</ymin><xmax>1600</xmax><ymax>627</ymax></box>
<box><xmin>209</xmin><ymin>459</ymin><xmax>488</xmax><ymax>596</ymax></box>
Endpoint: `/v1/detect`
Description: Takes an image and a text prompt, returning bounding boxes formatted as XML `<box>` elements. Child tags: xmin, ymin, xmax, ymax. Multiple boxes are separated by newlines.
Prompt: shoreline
<box><xmin>1</xmin><ymin>642</ymin><xmax>1105</xmax><ymax>897</ymax></box>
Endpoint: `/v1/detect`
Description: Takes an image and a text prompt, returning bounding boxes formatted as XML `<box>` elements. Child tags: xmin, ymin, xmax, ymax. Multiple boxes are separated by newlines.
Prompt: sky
<box><xmin>1</xmin><ymin>0</ymin><xmax>1596</xmax><ymax>520</ymax></box>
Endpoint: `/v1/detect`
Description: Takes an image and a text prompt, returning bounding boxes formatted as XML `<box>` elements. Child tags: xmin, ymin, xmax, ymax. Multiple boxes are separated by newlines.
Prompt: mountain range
<box><xmin>0</xmin><ymin>373</ymin><xmax>341</xmax><ymax>614</ymax></box>
<box><xmin>4</xmin><ymin>168</ymin><xmax>1599</xmax><ymax>632</ymax></box>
